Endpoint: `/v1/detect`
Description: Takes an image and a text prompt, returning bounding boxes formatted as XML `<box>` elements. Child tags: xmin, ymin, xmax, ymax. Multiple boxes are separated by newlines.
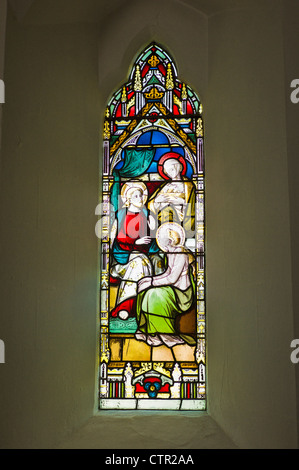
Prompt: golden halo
<box><xmin>156</xmin><ymin>223</ymin><xmax>186</xmax><ymax>252</ymax></box>
<box><xmin>120</xmin><ymin>181</ymin><xmax>148</xmax><ymax>206</ymax></box>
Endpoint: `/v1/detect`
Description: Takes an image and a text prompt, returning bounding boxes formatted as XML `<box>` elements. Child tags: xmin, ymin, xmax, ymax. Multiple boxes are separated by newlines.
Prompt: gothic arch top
<box><xmin>103</xmin><ymin>43</ymin><xmax>204</xmax><ymax>178</ymax></box>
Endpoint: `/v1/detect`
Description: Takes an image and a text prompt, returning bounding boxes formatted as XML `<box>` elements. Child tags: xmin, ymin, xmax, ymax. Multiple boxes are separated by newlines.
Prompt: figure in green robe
<box><xmin>135</xmin><ymin>223</ymin><xmax>196</xmax><ymax>347</ymax></box>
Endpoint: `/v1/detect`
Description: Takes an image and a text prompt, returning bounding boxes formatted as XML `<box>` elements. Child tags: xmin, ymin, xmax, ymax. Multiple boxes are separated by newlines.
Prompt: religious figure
<box><xmin>110</xmin><ymin>181</ymin><xmax>164</xmax><ymax>320</ymax></box>
<box><xmin>148</xmin><ymin>152</ymin><xmax>196</xmax><ymax>238</ymax></box>
<box><xmin>135</xmin><ymin>223</ymin><xmax>196</xmax><ymax>347</ymax></box>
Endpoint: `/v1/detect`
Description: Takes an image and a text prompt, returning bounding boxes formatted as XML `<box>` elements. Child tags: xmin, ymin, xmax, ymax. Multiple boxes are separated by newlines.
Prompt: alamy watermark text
<box><xmin>0</xmin><ymin>79</ymin><xmax>4</xmax><ymax>104</ymax></box>
<box><xmin>0</xmin><ymin>339</ymin><xmax>5</xmax><ymax>364</ymax></box>
<box><xmin>290</xmin><ymin>79</ymin><xmax>299</xmax><ymax>103</ymax></box>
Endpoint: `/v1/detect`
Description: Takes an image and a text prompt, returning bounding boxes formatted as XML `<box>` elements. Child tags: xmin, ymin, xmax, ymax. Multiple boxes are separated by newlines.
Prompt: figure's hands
<box><xmin>135</xmin><ymin>236</ymin><xmax>151</xmax><ymax>245</ymax></box>
<box><xmin>148</xmin><ymin>215</ymin><xmax>156</xmax><ymax>231</ymax></box>
<box><xmin>138</xmin><ymin>277</ymin><xmax>152</xmax><ymax>293</ymax></box>
<box><xmin>155</xmin><ymin>194</ymin><xmax>185</xmax><ymax>204</ymax></box>
<box><xmin>155</xmin><ymin>194</ymin><xmax>170</xmax><ymax>203</ymax></box>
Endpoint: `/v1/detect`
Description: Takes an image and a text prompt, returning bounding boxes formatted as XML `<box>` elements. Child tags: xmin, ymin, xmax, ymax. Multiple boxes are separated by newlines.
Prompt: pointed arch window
<box><xmin>99</xmin><ymin>43</ymin><xmax>205</xmax><ymax>410</ymax></box>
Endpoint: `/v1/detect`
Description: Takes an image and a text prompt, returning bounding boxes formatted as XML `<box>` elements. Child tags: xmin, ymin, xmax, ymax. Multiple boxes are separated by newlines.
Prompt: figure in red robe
<box><xmin>110</xmin><ymin>183</ymin><xmax>163</xmax><ymax>320</ymax></box>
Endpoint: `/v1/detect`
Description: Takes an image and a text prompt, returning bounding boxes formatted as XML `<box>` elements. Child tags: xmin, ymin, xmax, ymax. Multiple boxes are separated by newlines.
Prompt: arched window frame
<box><xmin>99</xmin><ymin>43</ymin><xmax>206</xmax><ymax>410</ymax></box>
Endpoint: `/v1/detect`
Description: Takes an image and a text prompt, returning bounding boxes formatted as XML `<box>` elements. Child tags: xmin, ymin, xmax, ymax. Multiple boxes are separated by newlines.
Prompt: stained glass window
<box><xmin>98</xmin><ymin>43</ymin><xmax>205</xmax><ymax>410</ymax></box>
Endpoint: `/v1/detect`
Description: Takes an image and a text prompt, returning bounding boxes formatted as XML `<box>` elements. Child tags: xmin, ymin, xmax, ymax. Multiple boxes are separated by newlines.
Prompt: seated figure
<box><xmin>110</xmin><ymin>181</ymin><xmax>164</xmax><ymax>320</ymax></box>
<box><xmin>135</xmin><ymin>223</ymin><xmax>196</xmax><ymax>347</ymax></box>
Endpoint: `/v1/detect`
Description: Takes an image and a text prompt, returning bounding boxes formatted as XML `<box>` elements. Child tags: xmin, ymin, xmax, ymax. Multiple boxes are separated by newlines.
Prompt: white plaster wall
<box><xmin>283</xmin><ymin>0</ymin><xmax>299</xmax><ymax>448</ymax></box>
<box><xmin>0</xmin><ymin>0</ymin><xmax>7</xmax><ymax>153</ymax></box>
<box><xmin>0</xmin><ymin>10</ymin><xmax>101</xmax><ymax>448</ymax></box>
<box><xmin>8</xmin><ymin>0</ymin><xmax>34</xmax><ymax>21</ymax></box>
<box><xmin>205</xmin><ymin>0</ymin><xmax>297</xmax><ymax>448</ymax></box>
<box><xmin>97</xmin><ymin>0</ymin><xmax>208</xmax><ymax>106</ymax></box>
<box><xmin>0</xmin><ymin>0</ymin><xmax>6</xmax><ymax>81</ymax></box>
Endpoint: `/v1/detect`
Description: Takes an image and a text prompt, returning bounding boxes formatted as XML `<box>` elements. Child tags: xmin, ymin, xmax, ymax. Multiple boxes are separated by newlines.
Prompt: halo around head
<box><xmin>158</xmin><ymin>152</ymin><xmax>187</xmax><ymax>180</ymax></box>
<box><xmin>156</xmin><ymin>222</ymin><xmax>186</xmax><ymax>252</ymax></box>
<box><xmin>121</xmin><ymin>181</ymin><xmax>148</xmax><ymax>207</ymax></box>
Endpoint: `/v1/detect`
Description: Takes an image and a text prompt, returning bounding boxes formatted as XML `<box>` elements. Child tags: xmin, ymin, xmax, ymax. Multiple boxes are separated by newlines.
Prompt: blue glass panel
<box><xmin>146</xmin><ymin>162</ymin><xmax>158</xmax><ymax>173</ymax></box>
<box><xmin>185</xmin><ymin>162</ymin><xmax>194</xmax><ymax>179</ymax></box>
<box><xmin>153</xmin><ymin>147</ymin><xmax>172</xmax><ymax>161</ymax></box>
<box><xmin>114</xmin><ymin>161</ymin><xmax>124</xmax><ymax>170</ymax></box>
<box><xmin>137</xmin><ymin>130</ymin><xmax>170</xmax><ymax>146</ymax></box>
<box><xmin>151</xmin><ymin>131</ymin><xmax>169</xmax><ymax>145</ymax></box>
<box><xmin>137</xmin><ymin>130</ymin><xmax>153</xmax><ymax>145</ymax></box>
